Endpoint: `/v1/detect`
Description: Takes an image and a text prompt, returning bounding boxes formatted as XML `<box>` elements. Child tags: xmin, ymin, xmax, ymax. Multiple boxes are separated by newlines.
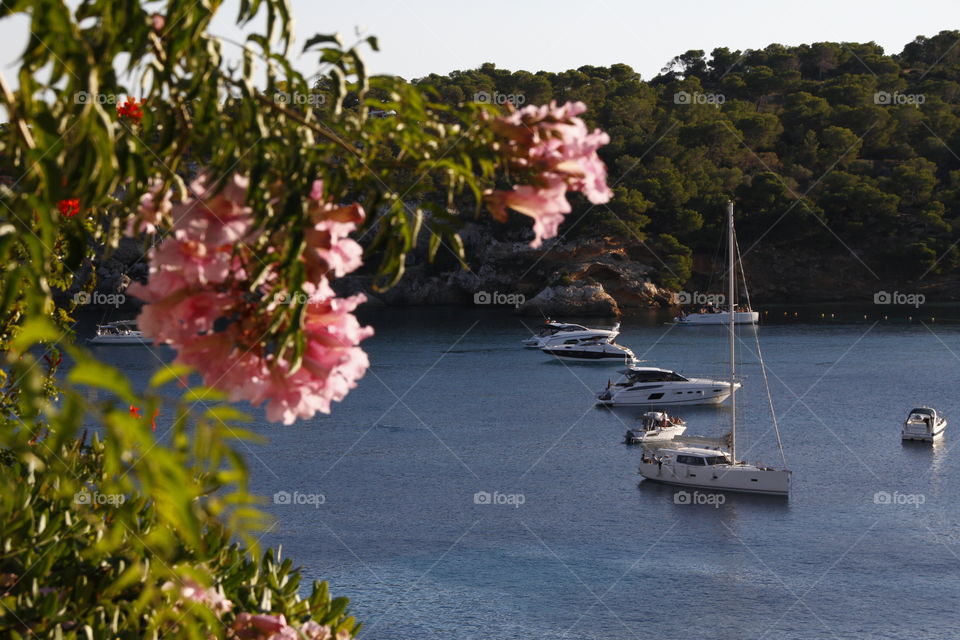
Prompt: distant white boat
<box><xmin>596</xmin><ymin>366</ymin><xmax>737</xmax><ymax>406</ymax></box>
<box><xmin>541</xmin><ymin>337</ymin><xmax>635</xmax><ymax>364</ymax></box>
<box><xmin>902</xmin><ymin>407</ymin><xmax>947</xmax><ymax>442</ymax></box>
<box><xmin>674</xmin><ymin>309</ymin><xmax>759</xmax><ymax>325</ymax></box>
<box><xmin>522</xmin><ymin>320</ymin><xmax>619</xmax><ymax>349</ymax></box>
<box><xmin>624</xmin><ymin>411</ymin><xmax>687</xmax><ymax>444</ymax></box>
<box><xmin>88</xmin><ymin>320</ymin><xmax>151</xmax><ymax>345</ymax></box>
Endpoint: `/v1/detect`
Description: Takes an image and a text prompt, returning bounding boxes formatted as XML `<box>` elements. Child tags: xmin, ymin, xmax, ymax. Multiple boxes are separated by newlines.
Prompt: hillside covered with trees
<box><xmin>409</xmin><ymin>31</ymin><xmax>960</xmax><ymax>300</ymax></box>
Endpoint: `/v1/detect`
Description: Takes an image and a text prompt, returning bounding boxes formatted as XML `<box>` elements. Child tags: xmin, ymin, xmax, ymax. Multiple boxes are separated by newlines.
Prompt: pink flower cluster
<box><xmin>485</xmin><ymin>101</ymin><xmax>613</xmax><ymax>248</ymax></box>
<box><xmin>128</xmin><ymin>173</ymin><xmax>373</xmax><ymax>425</ymax></box>
<box><xmin>232</xmin><ymin>613</ymin><xmax>350</xmax><ymax>640</ymax></box>
<box><xmin>173</xmin><ymin>578</ymin><xmax>350</xmax><ymax>640</ymax></box>
<box><xmin>179</xmin><ymin>579</ymin><xmax>233</xmax><ymax>616</ymax></box>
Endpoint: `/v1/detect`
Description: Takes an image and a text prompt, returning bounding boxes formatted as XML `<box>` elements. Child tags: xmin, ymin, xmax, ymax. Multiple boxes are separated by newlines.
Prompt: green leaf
<box><xmin>302</xmin><ymin>33</ymin><xmax>342</xmax><ymax>53</ymax></box>
<box><xmin>12</xmin><ymin>317</ymin><xmax>62</xmax><ymax>351</ymax></box>
<box><xmin>149</xmin><ymin>364</ymin><xmax>193</xmax><ymax>389</ymax></box>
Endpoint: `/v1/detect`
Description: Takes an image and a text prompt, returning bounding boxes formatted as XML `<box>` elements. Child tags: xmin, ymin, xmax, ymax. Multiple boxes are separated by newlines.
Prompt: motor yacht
<box><xmin>596</xmin><ymin>366</ymin><xmax>737</xmax><ymax>406</ymax></box>
<box><xmin>522</xmin><ymin>320</ymin><xmax>619</xmax><ymax>349</ymax></box>
<box><xmin>902</xmin><ymin>407</ymin><xmax>947</xmax><ymax>442</ymax></box>
<box><xmin>541</xmin><ymin>337</ymin><xmax>635</xmax><ymax>364</ymax></box>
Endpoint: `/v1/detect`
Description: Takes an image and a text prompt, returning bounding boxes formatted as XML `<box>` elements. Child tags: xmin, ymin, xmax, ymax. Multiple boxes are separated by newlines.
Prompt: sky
<box><xmin>0</xmin><ymin>0</ymin><xmax>955</xmax><ymax>84</ymax></box>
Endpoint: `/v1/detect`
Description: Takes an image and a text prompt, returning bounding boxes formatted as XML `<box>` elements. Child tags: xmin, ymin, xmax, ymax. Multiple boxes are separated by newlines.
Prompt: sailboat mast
<box><xmin>728</xmin><ymin>201</ymin><xmax>736</xmax><ymax>463</ymax></box>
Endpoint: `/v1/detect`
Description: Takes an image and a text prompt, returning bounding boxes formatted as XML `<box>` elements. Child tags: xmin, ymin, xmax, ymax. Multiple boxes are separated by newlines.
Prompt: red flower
<box><xmin>129</xmin><ymin>405</ymin><xmax>142</xmax><ymax>419</ymax></box>
<box><xmin>117</xmin><ymin>97</ymin><xmax>144</xmax><ymax>123</ymax></box>
<box><xmin>57</xmin><ymin>199</ymin><xmax>80</xmax><ymax>218</ymax></box>
<box><xmin>150</xmin><ymin>408</ymin><xmax>159</xmax><ymax>432</ymax></box>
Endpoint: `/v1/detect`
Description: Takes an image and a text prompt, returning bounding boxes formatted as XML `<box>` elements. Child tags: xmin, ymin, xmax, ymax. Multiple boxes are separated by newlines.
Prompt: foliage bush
<box><xmin>0</xmin><ymin>1</ymin><xmax>613</xmax><ymax>637</ymax></box>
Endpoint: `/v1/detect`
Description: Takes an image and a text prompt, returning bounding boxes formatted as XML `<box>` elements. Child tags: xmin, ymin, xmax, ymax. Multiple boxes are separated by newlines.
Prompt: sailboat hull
<box><xmin>674</xmin><ymin>311</ymin><xmax>759</xmax><ymax>325</ymax></box>
<box><xmin>638</xmin><ymin>460</ymin><xmax>790</xmax><ymax>496</ymax></box>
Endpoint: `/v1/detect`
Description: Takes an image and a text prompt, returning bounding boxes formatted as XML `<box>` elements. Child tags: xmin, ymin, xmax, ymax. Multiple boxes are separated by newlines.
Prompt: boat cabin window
<box><xmin>626</xmin><ymin>370</ymin><xmax>689</xmax><ymax>383</ymax></box>
<box><xmin>675</xmin><ymin>455</ymin><xmax>706</xmax><ymax>466</ymax></box>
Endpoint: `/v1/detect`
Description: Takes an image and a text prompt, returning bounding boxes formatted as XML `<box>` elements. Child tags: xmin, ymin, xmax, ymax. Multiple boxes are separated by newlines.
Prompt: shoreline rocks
<box><xmin>518</xmin><ymin>283</ymin><xmax>619</xmax><ymax>317</ymax></box>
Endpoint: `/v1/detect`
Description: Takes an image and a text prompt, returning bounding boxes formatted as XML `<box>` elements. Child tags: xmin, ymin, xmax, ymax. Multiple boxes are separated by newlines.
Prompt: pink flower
<box><xmin>126</xmin><ymin>180</ymin><xmax>172</xmax><ymax>236</ymax></box>
<box><xmin>486</xmin><ymin>101</ymin><xmax>613</xmax><ymax>247</ymax></box>
<box><xmin>305</xmin><ymin>180</ymin><xmax>366</xmax><ymax>280</ymax></box>
<box><xmin>232</xmin><ymin>613</ymin><xmax>300</xmax><ymax>640</ymax></box>
<box><xmin>150</xmin><ymin>12</ymin><xmax>165</xmax><ymax>32</ymax></box>
<box><xmin>180</xmin><ymin>579</ymin><xmax>233</xmax><ymax>616</ymax></box>
<box><xmin>299</xmin><ymin>622</ymin><xmax>332</xmax><ymax>640</ymax></box>
<box><xmin>130</xmin><ymin>172</ymin><xmax>372</xmax><ymax>425</ymax></box>
<box><xmin>485</xmin><ymin>178</ymin><xmax>571</xmax><ymax>249</ymax></box>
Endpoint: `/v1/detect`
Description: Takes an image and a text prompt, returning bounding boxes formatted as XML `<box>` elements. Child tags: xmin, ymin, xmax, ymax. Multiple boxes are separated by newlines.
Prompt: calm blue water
<box><xmin>84</xmin><ymin>307</ymin><xmax>960</xmax><ymax>639</ymax></box>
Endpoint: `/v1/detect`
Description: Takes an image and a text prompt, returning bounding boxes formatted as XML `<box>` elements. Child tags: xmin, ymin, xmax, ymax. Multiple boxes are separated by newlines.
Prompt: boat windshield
<box><xmin>537</xmin><ymin>323</ymin><xmax>586</xmax><ymax>336</ymax></box>
<box><xmin>627</xmin><ymin>370</ymin><xmax>689</xmax><ymax>383</ymax></box>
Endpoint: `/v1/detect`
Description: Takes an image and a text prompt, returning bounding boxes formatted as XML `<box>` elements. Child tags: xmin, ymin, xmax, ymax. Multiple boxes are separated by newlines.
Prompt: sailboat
<box><xmin>638</xmin><ymin>202</ymin><xmax>791</xmax><ymax>496</ymax></box>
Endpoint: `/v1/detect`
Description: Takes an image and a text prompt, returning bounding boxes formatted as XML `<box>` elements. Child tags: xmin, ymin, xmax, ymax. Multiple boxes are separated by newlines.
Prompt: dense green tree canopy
<box><xmin>415</xmin><ymin>31</ymin><xmax>960</xmax><ymax>283</ymax></box>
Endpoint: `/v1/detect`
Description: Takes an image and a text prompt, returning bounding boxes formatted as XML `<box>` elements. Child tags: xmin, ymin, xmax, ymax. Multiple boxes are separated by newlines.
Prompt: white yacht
<box><xmin>596</xmin><ymin>366</ymin><xmax>737</xmax><ymax>406</ymax></box>
<box><xmin>674</xmin><ymin>309</ymin><xmax>759</xmax><ymax>325</ymax></box>
<box><xmin>624</xmin><ymin>411</ymin><xmax>687</xmax><ymax>444</ymax></box>
<box><xmin>639</xmin><ymin>447</ymin><xmax>789</xmax><ymax>495</ymax></box>
<box><xmin>522</xmin><ymin>320</ymin><xmax>619</xmax><ymax>349</ymax></box>
<box><xmin>542</xmin><ymin>337</ymin><xmax>635</xmax><ymax>364</ymax></box>
<box><xmin>639</xmin><ymin>202</ymin><xmax>791</xmax><ymax>497</ymax></box>
<box><xmin>88</xmin><ymin>320</ymin><xmax>151</xmax><ymax>345</ymax></box>
<box><xmin>902</xmin><ymin>407</ymin><xmax>947</xmax><ymax>442</ymax></box>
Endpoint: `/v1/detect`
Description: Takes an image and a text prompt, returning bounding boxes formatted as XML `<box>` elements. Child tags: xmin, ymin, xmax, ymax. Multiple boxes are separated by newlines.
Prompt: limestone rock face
<box><xmin>518</xmin><ymin>283</ymin><xmax>620</xmax><ymax>317</ymax></box>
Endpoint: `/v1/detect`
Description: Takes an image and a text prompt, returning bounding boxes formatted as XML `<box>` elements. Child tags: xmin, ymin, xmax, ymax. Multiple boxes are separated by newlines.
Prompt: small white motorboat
<box><xmin>902</xmin><ymin>407</ymin><xmax>947</xmax><ymax>442</ymax></box>
<box><xmin>541</xmin><ymin>337</ymin><xmax>635</xmax><ymax>364</ymax></box>
<box><xmin>624</xmin><ymin>411</ymin><xmax>687</xmax><ymax>444</ymax></box>
<box><xmin>522</xmin><ymin>320</ymin><xmax>619</xmax><ymax>349</ymax></box>
<box><xmin>88</xmin><ymin>320</ymin><xmax>151</xmax><ymax>345</ymax></box>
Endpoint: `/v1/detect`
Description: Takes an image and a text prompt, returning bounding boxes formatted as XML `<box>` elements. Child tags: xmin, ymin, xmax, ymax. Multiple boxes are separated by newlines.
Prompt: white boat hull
<box><xmin>674</xmin><ymin>311</ymin><xmax>759</xmax><ymax>325</ymax></box>
<box><xmin>542</xmin><ymin>342</ymin><xmax>635</xmax><ymax>364</ymax></box>
<box><xmin>639</xmin><ymin>460</ymin><xmax>790</xmax><ymax>496</ymax></box>
<box><xmin>598</xmin><ymin>383</ymin><xmax>735</xmax><ymax>406</ymax></box>
<box><xmin>625</xmin><ymin>425</ymin><xmax>686</xmax><ymax>444</ymax></box>
<box><xmin>88</xmin><ymin>336</ymin><xmax>152</xmax><ymax>345</ymax></box>
<box><xmin>902</xmin><ymin>419</ymin><xmax>947</xmax><ymax>441</ymax></box>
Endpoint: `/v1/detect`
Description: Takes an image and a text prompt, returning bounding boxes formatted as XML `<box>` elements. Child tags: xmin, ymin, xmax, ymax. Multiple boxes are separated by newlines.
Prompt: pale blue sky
<box><xmin>0</xmin><ymin>0</ymin><xmax>955</xmax><ymax>83</ymax></box>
